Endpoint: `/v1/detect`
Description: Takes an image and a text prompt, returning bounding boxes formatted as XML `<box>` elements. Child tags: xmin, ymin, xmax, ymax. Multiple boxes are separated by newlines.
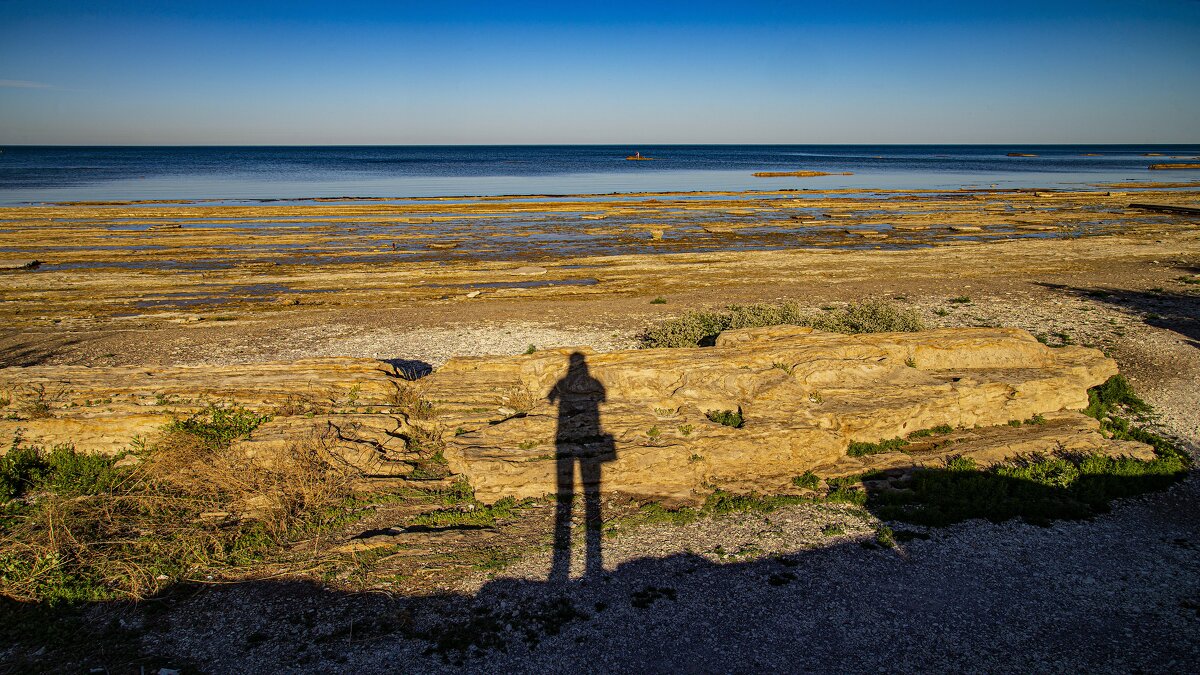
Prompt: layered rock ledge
<box><xmin>433</xmin><ymin>326</ymin><xmax>1151</xmax><ymax>503</ymax></box>
<box><xmin>0</xmin><ymin>327</ymin><xmax>1154</xmax><ymax>504</ymax></box>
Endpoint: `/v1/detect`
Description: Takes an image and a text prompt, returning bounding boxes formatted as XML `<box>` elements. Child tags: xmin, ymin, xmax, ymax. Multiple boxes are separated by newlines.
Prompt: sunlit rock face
<box><xmin>0</xmin><ymin>328</ymin><xmax>1151</xmax><ymax>506</ymax></box>
<box><xmin>431</xmin><ymin>327</ymin><xmax>1146</xmax><ymax>505</ymax></box>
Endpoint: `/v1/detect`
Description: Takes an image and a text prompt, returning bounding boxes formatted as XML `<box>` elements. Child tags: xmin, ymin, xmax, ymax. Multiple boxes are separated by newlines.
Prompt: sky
<box><xmin>1</xmin><ymin>1</ymin><xmax>1198</xmax><ymax>144</ymax></box>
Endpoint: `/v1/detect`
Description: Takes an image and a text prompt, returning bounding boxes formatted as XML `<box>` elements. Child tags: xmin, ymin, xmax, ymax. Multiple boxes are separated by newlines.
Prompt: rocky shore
<box><xmin>1</xmin><ymin>183</ymin><xmax>1198</xmax><ymax>672</ymax></box>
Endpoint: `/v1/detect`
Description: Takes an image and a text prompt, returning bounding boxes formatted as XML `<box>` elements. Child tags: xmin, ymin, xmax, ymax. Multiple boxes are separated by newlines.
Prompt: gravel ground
<box><xmin>258</xmin><ymin>321</ymin><xmax>637</xmax><ymax>367</ymax></box>
<box><xmin>143</xmin><ymin>474</ymin><xmax>1200</xmax><ymax>674</ymax></box>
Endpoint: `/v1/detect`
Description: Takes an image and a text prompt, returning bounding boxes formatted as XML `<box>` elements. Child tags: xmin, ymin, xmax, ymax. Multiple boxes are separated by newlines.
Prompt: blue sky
<box><xmin>2</xmin><ymin>1</ymin><xmax>1198</xmax><ymax>144</ymax></box>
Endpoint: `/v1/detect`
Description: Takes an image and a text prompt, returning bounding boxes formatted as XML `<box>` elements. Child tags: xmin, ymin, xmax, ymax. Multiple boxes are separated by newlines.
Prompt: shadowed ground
<box><xmin>3</xmin><ymin>467</ymin><xmax>1197</xmax><ymax>672</ymax></box>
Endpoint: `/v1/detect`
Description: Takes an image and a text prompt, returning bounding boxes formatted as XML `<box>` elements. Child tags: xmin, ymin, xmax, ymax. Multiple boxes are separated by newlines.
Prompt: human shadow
<box><xmin>547</xmin><ymin>352</ymin><xmax>616</xmax><ymax>582</ymax></box>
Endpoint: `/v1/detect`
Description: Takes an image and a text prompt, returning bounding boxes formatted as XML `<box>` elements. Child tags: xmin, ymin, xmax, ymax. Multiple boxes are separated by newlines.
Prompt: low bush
<box><xmin>847</xmin><ymin>424</ymin><xmax>956</xmax><ymax>457</ymax></box>
<box><xmin>706</xmin><ymin>409</ymin><xmax>744</xmax><ymax>428</ymax></box>
<box><xmin>1083</xmin><ymin>374</ymin><xmax>1151</xmax><ymax>419</ymax></box>
<box><xmin>847</xmin><ymin>437</ymin><xmax>909</xmax><ymax>457</ymax></box>
<box><xmin>791</xmin><ymin>471</ymin><xmax>820</xmax><ymax>490</ymax></box>
<box><xmin>640</xmin><ymin>300</ymin><xmax>924</xmax><ymax>348</ymax></box>
<box><xmin>0</xmin><ymin>439</ymin><xmax>123</xmax><ymax>503</ymax></box>
<box><xmin>0</xmin><ymin>440</ymin><xmax>48</xmax><ymax>502</ymax></box>
<box><xmin>162</xmin><ymin>404</ymin><xmax>269</xmax><ymax>448</ymax></box>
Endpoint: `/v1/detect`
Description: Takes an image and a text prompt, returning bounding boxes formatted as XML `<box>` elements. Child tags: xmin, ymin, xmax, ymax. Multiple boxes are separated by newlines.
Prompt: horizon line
<box><xmin>3</xmin><ymin>142</ymin><xmax>1199</xmax><ymax>148</ymax></box>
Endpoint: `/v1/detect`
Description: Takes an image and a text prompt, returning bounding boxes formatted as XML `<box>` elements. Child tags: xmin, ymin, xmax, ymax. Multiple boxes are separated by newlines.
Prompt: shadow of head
<box><xmin>552</xmin><ymin>351</ymin><xmax>605</xmax><ymax>397</ymax></box>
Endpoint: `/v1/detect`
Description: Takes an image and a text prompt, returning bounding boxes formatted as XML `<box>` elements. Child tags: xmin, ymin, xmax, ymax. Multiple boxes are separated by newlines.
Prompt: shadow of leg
<box><xmin>582</xmin><ymin>457</ymin><xmax>603</xmax><ymax>578</ymax></box>
<box><xmin>550</xmin><ymin>454</ymin><xmax>575</xmax><ymax>583</ymax></box>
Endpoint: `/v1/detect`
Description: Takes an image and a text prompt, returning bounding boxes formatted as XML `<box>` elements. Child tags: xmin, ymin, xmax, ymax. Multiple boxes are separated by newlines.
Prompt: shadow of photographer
<box><xmin>547</xmin><ymin>351</ymin><xmax>616</xmax><ymax>582</ymax></box>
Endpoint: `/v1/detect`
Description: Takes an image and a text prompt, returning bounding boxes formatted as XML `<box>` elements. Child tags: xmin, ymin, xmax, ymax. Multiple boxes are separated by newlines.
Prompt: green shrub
<box><xmin>163</xmin><ymin>404</ymin><xmax>269</xmax><ymax>448</ymax></box>
<box><xmin>706</xmin><ymin>409</ymin><xmax>744</xmax><ymax>428</ymax></box>
<box><xmin>847</xmin><ymin>437</ymin><xmax>909</xmax><ymax>457</ymax></box>
<box><xmin>908</xmin><ymin>424</ymin><xmax>954</xmax><ymax>438</ymax></box>
<box><xmin>1</xmin><ymin>437</ymin><xmax>124</xmax><ymax>502</ymax></box>
<box><xmin>40</xmin><ymin>445</ymin><xmax>123</xmax><ymax>497</ymax></box>
<box><xmin>1083</xmin><ymin>375</ymin><xmax>1151</xmax><ymax>419</ymax></box>
<box><xmin>875</xmin><ymin>525</ymin><xmax>896</xmax><ymax>548</ymax></box>
<box><xmin>703</xmin><ymin>490</ymin><xmax>809</xmax><ymax>514</ymax></box>
<box><xmin>726</xmin><ymin>302</ymin><xmax>808</xmax><ymax>330</ymax></box>
<box><xmin>792</xmin><ymin>471</ymin><xmax>820</xmax><ymax>490</ymax></box>
<box><xmin>0</xmin><ymin>440</ymin><xmax>47</xmax><ymax>501</ymax></box>
<box><xmin>870</xmin><ymin>446</ymin><xmax>1187</xmax><ymax>527</ymax></box>
<box><xmin>639</xmin><ymin>300</ymin><xmax>924</xmax><ymax>348</ymax></box>
<box><xmin>410</xmin><ymin>497</ymin><xmax>520</xmax><ymax>528</ymax></box>
<box><xmin>809</xmin><ymin>300</ymin><xmax>925</xmax><ymax>334</ymax></box>
<box><xmin>639</xmin><ymin>310</ymin><xmax>732</xmax><ymax>348</ymax></box>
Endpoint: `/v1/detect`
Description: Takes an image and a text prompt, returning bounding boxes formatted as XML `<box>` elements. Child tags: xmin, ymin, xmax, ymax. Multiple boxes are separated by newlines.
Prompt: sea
<box><xmin>1</xmin><ymin>145</ymin><xmax>1198</xmax><ymax>204</ymax></box>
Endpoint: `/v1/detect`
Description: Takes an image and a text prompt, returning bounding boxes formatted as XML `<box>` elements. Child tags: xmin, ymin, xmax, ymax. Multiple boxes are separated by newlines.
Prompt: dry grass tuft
<box><xmin>0</xmin><ymin>408</ymin><xmax>360</xmax><ymax>603</ymax></box>
<box><xmin>503</xmin><ymin>387</ymin><xmax>541</xmax><ymax>414</ymax></box>
<box><xmin>16</xmin><ymin>384</ymin><xmax>56</xmax><ymax>420</ymax></box>
<box><xmin>387</xmin><ymin>382</ymin><xmax>436</xmax><ymax>420</ymax></box>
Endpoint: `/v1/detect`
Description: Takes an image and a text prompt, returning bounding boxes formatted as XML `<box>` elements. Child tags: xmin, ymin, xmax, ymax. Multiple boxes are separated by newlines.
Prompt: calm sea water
<box><xmin>1</xmin><ymin>145</ymin><xmax>1198</xmax><ymax>204</ymax></box>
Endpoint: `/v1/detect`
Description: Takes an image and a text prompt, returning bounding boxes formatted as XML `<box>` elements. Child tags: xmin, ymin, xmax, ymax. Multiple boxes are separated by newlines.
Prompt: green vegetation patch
<box><xmin>1</xmin><ymin>438</ymin><xmax>127</xmax><ymax>503</ymax></box>
<box><xmin>409</xmin><ymin>496</ymin><xmax>527</xmax><ymax>529</ymax></box>
<box><xmin>791</xmin><ymin>471</ymin><xmax>820</xmax><ymax>490</ymax></box>
<box><xmin>639</xmin><ymin>300</ymin><xmax>924</xmax><ymax>348</ymax></box>
<box><xmin>1083</xmin><ymin>374</ymin><xmax>1151</xmax><ymax>419</ymax></box>
<box><xmin>706</xmin><ymin>409</ymin><xmax>744</xmax><ymax>428</ymax></box>
<box><xmin>868</xmin><ymin>376</ymin><xmax>1187</xmax><ymax>526</ymax></box>
<box><xmin>869</xmin><ymin>449</ymin><xmax>1187</xmax><ymax>527</ymax></box>
<box><xmin>847</xmin><ymin>424</ymin><xmax>958</xmax><ymax>457</ymax></box>
<box><xmin>162</xmin><ymin>404</ymin><xmax>270</xmax><ymax>448</ymax></box>
<box><xmin>847</xmin><ymin>437</ymin><xmax>909</xmax><ymax>457</ymax></box>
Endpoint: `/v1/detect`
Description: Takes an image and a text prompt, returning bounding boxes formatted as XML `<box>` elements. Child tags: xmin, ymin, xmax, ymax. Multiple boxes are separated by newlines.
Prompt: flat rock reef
<box><xmin>1</xmin><ymin>182</ymin><xmax>1199</xmax><ymax>672</ymax></box>
<box><xmin>0</xmin><ymin>183</ymin><xmax>1196</xmax><ymax>332</ymax></box>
